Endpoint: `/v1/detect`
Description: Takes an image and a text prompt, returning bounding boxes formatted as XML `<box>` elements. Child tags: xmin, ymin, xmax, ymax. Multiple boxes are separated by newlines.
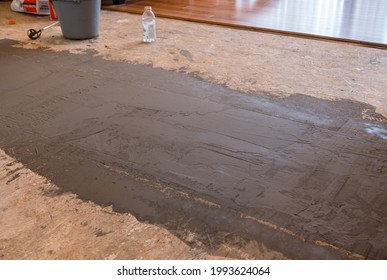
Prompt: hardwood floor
<box><xmin>103</xmin><ymin>0</ymin><xmax>387</xmax><ymax>48</ymax></box>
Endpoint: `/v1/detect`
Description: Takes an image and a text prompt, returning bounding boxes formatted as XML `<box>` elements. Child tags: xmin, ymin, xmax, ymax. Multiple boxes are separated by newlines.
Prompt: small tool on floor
<box><xmin>27</xmin><ymin>21</ymin><xmax>59</xmax><ymax>40</ymax></box>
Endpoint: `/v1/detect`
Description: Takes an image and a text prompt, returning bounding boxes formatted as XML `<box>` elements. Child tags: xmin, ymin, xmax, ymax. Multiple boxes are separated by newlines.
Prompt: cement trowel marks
<box><xmin>0</xmin><ymin>39</ymin><xmax>386</xmax><ymax>259</ymax></box>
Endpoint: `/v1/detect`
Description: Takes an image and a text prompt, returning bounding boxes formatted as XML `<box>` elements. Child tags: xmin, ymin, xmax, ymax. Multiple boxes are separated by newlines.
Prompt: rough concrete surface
<box><xmin>0</xmin><ymin>2</ymin><xmax>386</xmax><ymax>260</ymax></box>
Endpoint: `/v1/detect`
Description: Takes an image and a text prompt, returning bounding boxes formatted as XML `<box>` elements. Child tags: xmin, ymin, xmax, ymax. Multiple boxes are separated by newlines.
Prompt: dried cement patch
<box><xmin>1</xmin><ymin>2</ymin><xmax>386</xmax><ymax>117</ymax></box>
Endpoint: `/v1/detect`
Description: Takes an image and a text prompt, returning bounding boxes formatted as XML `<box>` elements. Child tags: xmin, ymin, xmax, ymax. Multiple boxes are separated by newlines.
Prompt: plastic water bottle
<box><xmin>142</xmin><ymin>6</ymin><xmax>156</xmax><ymax>43</ymax></box>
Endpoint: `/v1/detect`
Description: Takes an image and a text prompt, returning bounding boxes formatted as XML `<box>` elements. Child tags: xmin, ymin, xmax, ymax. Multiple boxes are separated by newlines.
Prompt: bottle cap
<box><xmin>145</xmin><ymin>6</ymin><xmax>152</xmax><ymax>11</ymax></box>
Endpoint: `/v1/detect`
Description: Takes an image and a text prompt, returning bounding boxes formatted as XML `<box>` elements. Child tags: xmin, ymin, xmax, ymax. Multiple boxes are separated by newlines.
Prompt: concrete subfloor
<box><xmin>0</xmin><ymin>3</ymin><xmax>387</xmax><ymax>259</ymax></box>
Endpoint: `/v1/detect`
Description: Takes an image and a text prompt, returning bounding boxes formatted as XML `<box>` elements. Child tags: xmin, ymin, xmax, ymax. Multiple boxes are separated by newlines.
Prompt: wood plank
<box><xmin>103</xmin><ymin>0</ymin><xmax>387</xmax><ymax>48</ymax></box>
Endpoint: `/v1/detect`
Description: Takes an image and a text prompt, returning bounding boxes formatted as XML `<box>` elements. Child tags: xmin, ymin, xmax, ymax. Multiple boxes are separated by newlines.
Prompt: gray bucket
<box><xmin>51</xmin><ymin>0</ymin><xmax>101</xmax><ymax>40</ymax></box>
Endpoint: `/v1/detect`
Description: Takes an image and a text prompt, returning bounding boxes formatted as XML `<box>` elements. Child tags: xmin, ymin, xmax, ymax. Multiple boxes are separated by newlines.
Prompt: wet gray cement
<box><xmin>1</xmin><ymin>39</ymin><xmax>387</xmax><ymax>259</ymax></box>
